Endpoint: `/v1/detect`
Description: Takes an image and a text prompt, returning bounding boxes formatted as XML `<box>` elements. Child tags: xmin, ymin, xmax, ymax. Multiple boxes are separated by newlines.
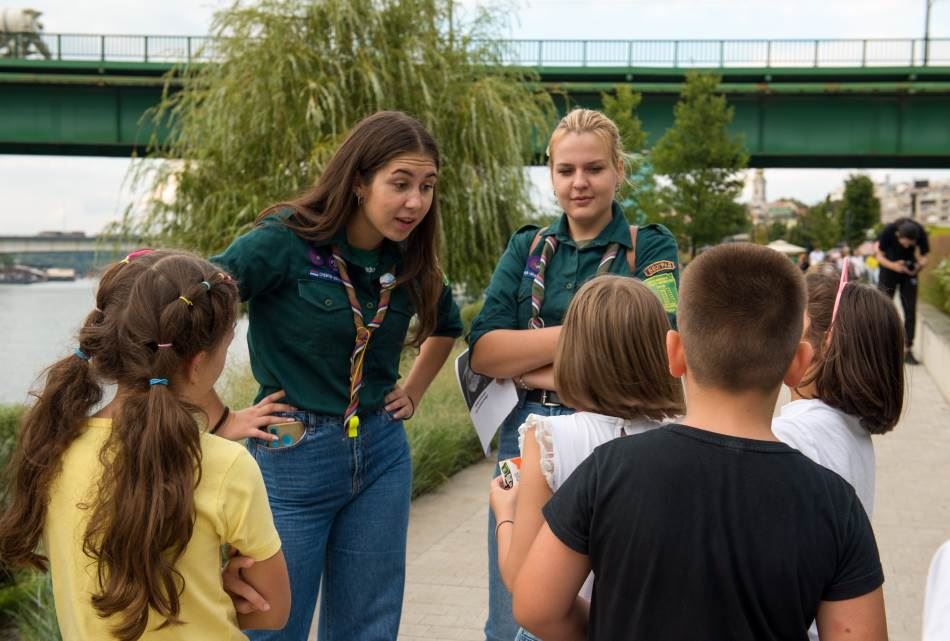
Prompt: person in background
<box><xmin>876</xmin><ymin>217</ymin><xmax>930</xmax><ymax>364</ymax></box>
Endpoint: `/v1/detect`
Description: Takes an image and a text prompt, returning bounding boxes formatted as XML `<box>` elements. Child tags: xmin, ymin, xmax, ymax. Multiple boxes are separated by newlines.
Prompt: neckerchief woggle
<box><xmin>332</xmin><ymin>246</ymin><xmax>397</xmax><ymax>438</ymax></box>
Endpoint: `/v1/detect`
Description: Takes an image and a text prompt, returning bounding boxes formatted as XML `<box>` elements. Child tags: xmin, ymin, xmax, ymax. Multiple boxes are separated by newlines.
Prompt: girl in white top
<box><xmin>773</xmin><ymin>272</ymin><xmax>905</xmax><ymax>519</ymax></box>
<box><xmin>488</xmin><ymin>275</ymin><xmax>684</xmax><ymax>626</ymax></box>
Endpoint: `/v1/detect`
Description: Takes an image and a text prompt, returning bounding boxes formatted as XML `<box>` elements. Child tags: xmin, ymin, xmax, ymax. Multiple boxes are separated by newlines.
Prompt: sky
<box><xmin>3</xmin><ymin>0</ymin><xmax>950</xmax><ymax>235</ymax></box>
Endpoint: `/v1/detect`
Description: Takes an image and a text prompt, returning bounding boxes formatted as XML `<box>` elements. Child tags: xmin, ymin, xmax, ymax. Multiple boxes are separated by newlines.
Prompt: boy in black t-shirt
<box><xmin>513</xmin><ymin>244</ymin><xmax>886</xmax><ymax>641</ymax></box>
<box><xmin>876</xmin><ymin>217</ymin><xmax>930</xmax><ymax>364</ymax></box>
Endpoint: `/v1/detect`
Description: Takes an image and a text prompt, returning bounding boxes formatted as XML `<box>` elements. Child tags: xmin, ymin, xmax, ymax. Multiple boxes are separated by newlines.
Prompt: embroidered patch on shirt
<box><xmin>643</xmin><ymin>260</ymin><xmax>676</xmax><ymax>278</ymax></box>
<box><xmin>523</xmin><ymin>255</ymin><xmax>541</xmax><ymax>279</ymax></box>
<box><xmin>643</xmin><ymin>272</ymin><xmax>678</xmax><ymax>313</ymax></box>
<box><xmin>308</xmin><ymin>270</ymin><xmax>342</xmax><ymax>284</ymax></box>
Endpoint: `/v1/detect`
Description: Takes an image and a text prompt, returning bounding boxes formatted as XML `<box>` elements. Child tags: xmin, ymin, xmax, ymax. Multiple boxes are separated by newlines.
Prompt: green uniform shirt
<box><xmin>469</xmin><ymin>202</ymin><xmax>680</xmax><ymax>348</ymax></box>
<box><xmin>212</xmin><ymin>215</ymin><xmax>463</xmax><ymax>415</ymax></box>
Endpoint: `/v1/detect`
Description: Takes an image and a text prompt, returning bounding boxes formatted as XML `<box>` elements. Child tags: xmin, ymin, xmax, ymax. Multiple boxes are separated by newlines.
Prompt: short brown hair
<box><xmin>799</xmin><ymin>273</ymin><xmax>904</xmax><ymax>434</ymax></box>
<box><xmin>555</xmin><ymin>275</ymin><xmax>684</xmax><ymax>420</ymax></box>
<box><xmin>678</xmin><ymin>243</ymin><xmax>806</xmax><ymax>392</ymax></box>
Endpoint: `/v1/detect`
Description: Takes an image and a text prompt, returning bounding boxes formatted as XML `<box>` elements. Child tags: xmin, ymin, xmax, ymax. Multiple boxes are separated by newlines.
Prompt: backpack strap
<box><xmin>626</xmin><ymin>225</ymin><xmax>639</xmax><ymax>273</ymax></box>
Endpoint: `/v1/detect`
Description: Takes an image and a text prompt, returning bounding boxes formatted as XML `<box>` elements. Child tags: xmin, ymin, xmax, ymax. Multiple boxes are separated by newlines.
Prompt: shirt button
<box><xmin>324</xmin><ymin>298</ymin><xmax>333</xmax><ymax>306</ymax></box>
<box><xmin>365</xmin><ymin>302</ymin><xmax>376</xmax><ymax>310</ymax></box>
<box><xmin>565</xmin><ymin>282</ymin><xmax>574</xmax><ymax>290</ymax></box>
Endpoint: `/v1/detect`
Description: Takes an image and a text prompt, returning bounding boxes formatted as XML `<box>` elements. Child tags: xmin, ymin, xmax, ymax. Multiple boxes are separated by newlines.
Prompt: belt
<box><xmin>524</xmin><ymin>389</ymin><xmax>566</xmax><ymax>407</ymax></box>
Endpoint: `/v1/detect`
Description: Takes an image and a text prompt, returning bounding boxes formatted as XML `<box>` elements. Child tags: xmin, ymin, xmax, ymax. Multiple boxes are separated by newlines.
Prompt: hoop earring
<box><xmin>357</xmin><ymin>194</ymin><xmax>365</xmax><ymax>207</ymax></box>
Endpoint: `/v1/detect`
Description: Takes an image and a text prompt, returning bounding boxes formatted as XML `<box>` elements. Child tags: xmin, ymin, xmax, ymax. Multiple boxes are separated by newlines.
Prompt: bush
<box><xmin>921</xmin><ymin>231</ymin><xmax>950</xmax><ymax>314</ymax></box>
<box><xmin>933</xmin><ymin>259</ymin><xmax>950</xmax><ymax>314</ymax></box>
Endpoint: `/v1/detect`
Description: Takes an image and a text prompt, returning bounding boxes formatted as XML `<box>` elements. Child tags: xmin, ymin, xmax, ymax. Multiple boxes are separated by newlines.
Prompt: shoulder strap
<box><xmin>626</xmin><ymin>225</ymin><xmax>639</xmax><ymax>273</ymax></box>
<box><xmin>528</xmin><ymin>227</ymin><xmax>548</xmax><ymax>257</ymax></box>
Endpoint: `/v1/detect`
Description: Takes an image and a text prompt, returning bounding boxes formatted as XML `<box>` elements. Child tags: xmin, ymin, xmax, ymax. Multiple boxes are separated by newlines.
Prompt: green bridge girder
<box><xmin>2</xmin><ymin>59</ymin><xmax>950</xmax><ymax>168</ymax></box>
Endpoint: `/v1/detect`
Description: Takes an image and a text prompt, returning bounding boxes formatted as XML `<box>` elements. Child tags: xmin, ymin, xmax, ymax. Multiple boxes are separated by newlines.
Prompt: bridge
<box><xmin>2</xmin><ymin>34</ymin><xmax>950</xmax><ymax>167</ymax></box>
<box><xmin>0</xmin><ymin>234</ymin><xmax>139</xmax><ymax>272</ymax></box>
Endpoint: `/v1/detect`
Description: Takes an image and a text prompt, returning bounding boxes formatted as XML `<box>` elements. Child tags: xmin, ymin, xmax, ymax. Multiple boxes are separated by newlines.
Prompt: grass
<box><xmin>217</xmin><ymin>341</ymin><xmax>484</xmax><ymax>498</ymax></box>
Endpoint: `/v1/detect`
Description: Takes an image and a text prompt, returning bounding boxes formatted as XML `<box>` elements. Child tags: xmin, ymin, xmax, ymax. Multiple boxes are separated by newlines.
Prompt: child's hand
<box><xmin>216</xmin><ymin>390</ymin><xmax>297</xmax><ymax>442</ymax></box>
<box><xmin>489</xmin><ymin>475</ymin><xmax>518</xmax><ymax>522</ymax></box>
<box><xmin>384</xmin><ymin>385</ymin><xmax>416</xmax><ymax>420</ymax></box>
<box><xmin>222</xmin><ymin>548</ymin><xmax>271</xmax><ymax>614</ymax></box>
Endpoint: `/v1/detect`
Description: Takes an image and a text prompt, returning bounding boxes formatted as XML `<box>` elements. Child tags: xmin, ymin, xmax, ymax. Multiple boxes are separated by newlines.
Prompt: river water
<box><xmin>0</xmin><ymin>279</ymin><xmax>250</xmax><ymax>404</ymax></box>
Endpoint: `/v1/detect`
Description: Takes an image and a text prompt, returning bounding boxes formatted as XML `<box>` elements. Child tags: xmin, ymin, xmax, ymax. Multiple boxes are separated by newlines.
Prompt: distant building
<box><xmin>745</xmin><ymin>171</ymin><xmax>806</xmax><ymax>227</ymax></box>
<box><xmin>875</xmin><ymin>177</ymin><xmax>950</xmax><ymax>226</ymax></box>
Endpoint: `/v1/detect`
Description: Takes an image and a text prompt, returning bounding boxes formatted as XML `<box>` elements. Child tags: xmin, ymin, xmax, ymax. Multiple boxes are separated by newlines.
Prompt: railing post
<box><xmin>144</xmin><ymin>35</ymin><xmax>149</xmax><ymax>63</ymax></box>
<box><xmin>673</xmin><ymin>40</ymin><xmax>679</xmax><ymax>67</ymax></box>
<box><xmin>719</xmin><ymin>40</ymin><xmax>724</xmax><ymax>67</ymax></box>
<box><xmin>627</xmin><ymin>40</ymin><xmax>633</xmax><ymax>66</ymax></box>
<box><xmin>100</xmin><ymin>34</ymin><xmax>106</xmax><ymax>62</ymax></box>
<box><xmin>537</xmin><ymin>40</ymin><xmax>542</xmax><ymax>66</ymax></box>
<box><xmin>766</xmin><ymin>40</ymin><xmax>771</xmax><ymax>67</ymax></box>
<box><xmin>862</xmin><ymin>39</ymin><xmax>867</xmax><ymax>66</ymax></box>
<box><xmin>187</xmin><ymin>36</ymin><xmax>192</xmax><ymax>64</ymax></box>
<box><xmin>911</xmin><ymin>39</ymin><xmax>916</xmax><ymax>67</ymax></box>
<box><xmin>57</xmin><ymin>33</ymin><xmax>62</xmax><ymax>60</ymax></box>
<box><xmin>814</xmin><ymin>39</ymin><xmax>819</xmax><ymax>67</ymax></box>
<box><xmin>582</xmin><ymin>40</ymin><xmax>587</xmax><ymax>66</ymax></box>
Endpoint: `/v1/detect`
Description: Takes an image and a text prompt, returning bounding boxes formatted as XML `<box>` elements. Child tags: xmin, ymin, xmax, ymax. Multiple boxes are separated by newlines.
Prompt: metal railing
<box><xmin>1</xmin><ymin>33</ymin><xmax>949</xmax><ymax>67</ymax></box>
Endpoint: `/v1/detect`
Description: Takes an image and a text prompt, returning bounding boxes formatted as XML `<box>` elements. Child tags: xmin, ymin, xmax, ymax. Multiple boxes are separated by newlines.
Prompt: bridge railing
<box><xmin>2</xmin><ymin>33</ymin><xmax>949</xmax><ymax>67</ymax></box>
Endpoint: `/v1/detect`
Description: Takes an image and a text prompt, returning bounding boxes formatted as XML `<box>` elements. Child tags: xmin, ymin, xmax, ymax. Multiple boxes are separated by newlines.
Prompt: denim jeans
<box><xmin>485</xmin><ymin>401</ymin><xmax>575</xmax><ymax>641</ymax></box>
<box><xmin>246</xmin><ymin>409</ymin><xmax>412</xmax><ymax>641</ymax></box>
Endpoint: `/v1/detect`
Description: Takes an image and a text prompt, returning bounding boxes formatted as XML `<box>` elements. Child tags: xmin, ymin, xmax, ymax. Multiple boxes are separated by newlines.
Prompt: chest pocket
<box><xmin>375</xmin><ymin>293</ymin><xmax>414</xmax><ymax>348</ymax></box>
<box><xmin>296</xmin><ymin>279</ymin><xmax>353</xmax><ymax>353</ymax></box>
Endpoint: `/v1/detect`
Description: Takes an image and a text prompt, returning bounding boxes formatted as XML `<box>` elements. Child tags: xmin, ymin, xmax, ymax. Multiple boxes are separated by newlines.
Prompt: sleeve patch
<box><xmin>644</xmin><ymin>272</ymin><xmax>678</xmax><ymax>314</ymax></box>
<box><xmin>643</xmin><ymin>260</ymin><xmax>676</xmax><ymax>278</ymax></box>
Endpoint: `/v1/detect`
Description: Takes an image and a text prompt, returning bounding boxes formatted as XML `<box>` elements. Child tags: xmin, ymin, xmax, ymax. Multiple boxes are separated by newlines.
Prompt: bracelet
<box><xmin>495</xmin><ymin>519</ymin><xmax>514</xmax><ymax>537</ymax></box>
<box><xmin>405</xmin><ymin>396</ymin><xmax>416</xmax><ymax>420</ymax></box>
<box><xmin>210</xmin><ymin>406</ymin><xmax>230</xmax><ymax>434</ymax></box>
<box><xmin>514</xmin><ymin>375</ymin><xmax>530</xmax><ymax>391</ymax></box>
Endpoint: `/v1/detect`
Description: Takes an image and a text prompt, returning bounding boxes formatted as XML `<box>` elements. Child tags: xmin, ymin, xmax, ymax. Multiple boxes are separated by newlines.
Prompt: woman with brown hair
<box><xmin>0</xmin><ymin>251</ymin><xmax>290</xmax><ymax>640</ymax></box>
<box><xmin>487</xmin><ymin>275</ymin><xmax>683</xmax><ymax>641</ymax></box>
<box><xmin>212</xmin><ymin>111</ymin><xmax>462</xmax><ymax>641</ymax></box>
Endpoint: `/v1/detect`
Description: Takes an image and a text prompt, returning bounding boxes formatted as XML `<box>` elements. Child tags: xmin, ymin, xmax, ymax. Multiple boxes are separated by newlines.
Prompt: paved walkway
<box><xmin>392</xmin><ymin>365</ymin><xmax>950</xmax><ymax>641</ymax></box>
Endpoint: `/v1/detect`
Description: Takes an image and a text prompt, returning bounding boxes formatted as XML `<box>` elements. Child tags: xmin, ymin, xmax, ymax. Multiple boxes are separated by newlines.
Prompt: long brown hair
<box><xmin>0</xmin><ymin>252</ymin><xmax>239</xmax><ymax>640</ymax></box>
<box><xmin>555</xmin><ymin>275</ymin><xmax>684</xmax><ymax>420</ymax></box>
<box><xmin>799</xmin><ymin>272</ymin><xmax>904</xmax><ymax>434</ymax></box>
<box><xmin>259</xmin><ymin>110</ymin><xmax>444</xmax><ymax>346</ymax></box>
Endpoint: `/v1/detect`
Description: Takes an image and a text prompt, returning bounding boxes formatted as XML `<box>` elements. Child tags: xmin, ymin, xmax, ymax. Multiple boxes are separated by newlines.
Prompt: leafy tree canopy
<box><xmin>124</xmin><ymin>0</ymin><xmax>553</xmax><ymax>291</ymax></box>
<box><xmin>838</xmin><ymin>174</ymin><xmax>881</xmax><ymax>249</ymax></box>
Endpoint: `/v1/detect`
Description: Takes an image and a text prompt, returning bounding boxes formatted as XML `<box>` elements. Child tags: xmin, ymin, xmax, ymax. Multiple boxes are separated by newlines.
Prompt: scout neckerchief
<box><xmin>331</xmin><ymin>246</ymin><xmax>397</xmax><ymax>438</ymax></box>
<box><xmin>528</xmin><ymin>235</ymin><xmax>622</xmax><ymax>329</ymax></box>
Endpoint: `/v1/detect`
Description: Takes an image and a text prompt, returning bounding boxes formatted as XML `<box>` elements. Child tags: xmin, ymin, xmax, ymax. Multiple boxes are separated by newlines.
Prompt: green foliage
<box><xmin>934</xmin><ymin>259</ymin><xmax>950</xmax><ymax>315</ymax></box>
<box><xmin>790</xmin><ymin>199</ymin><xmax>841</xmax><ymax>251</ymax></box>
<box><xmin>123</xmin><ymin>0</ymin><xmax>553</xmax><ymax>291</ymax></box>
<box><xmin>601</xmin><ymin>86</ymin><xmax>662</xmax><ymax>225</ymax></box>
<box><xmin>767</xmin><ymin>220</ymin><xmax>788</xmax><ymax>242</ymax></box>
<box><xmin>838</xmin><ymin>174</ymin><xmax>881</xmax><ymax>248</ymax></box>
<box><xmin>651</xmin><ymin>72</ymin><xmax>749</xmax><ymax>255</ymax></box>
<box><xmin>0</xmin><ymin>405</ymin><xmax>23</xmax><ymax>476</ymax></box>
<box><xmin>2</xmin><ymin>572</ymin><xmax>61</xmax><ymax>641</ymax></box>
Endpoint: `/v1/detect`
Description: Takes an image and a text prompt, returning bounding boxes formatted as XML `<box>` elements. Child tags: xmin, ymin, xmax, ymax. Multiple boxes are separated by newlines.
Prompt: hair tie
<box><xmin>200</xmin><ymin>280</ymin><xmax>211</xmax><ymax>290</ymax></box>
<box><xmin>74</xmin><ymin>348</ymin><xmax>90</xmax><ymax>361</ymax></box>
<box><xmin>157</xmin><ymin>343</ymin><xmax>173</xmax><ymax>349</ymax></box>
<box><xmin>179</xmin><ymin>296</ymin><xmax>193</xmax><ymax>307</ymax></box>
<box><xmin>149</xmin><ymin>378</ymin><xmax>169</xmax><ymax>386</ymax></box>
<box><xmin>120</xmin><ymin>248</ymin><xmax>154</xmax><ymax>264</ymax></box>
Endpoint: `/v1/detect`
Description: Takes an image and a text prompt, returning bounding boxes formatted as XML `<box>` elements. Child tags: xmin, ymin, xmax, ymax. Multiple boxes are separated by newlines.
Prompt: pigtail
<box><xmin>0</xmin><ymin>338</ymin><xmax>101</xmax><ymax>570</ymax></box>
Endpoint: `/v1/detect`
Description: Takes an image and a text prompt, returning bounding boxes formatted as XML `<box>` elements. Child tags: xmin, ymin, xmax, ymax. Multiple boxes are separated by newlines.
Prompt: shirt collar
<box><xmin>323</xmin><ymin>228</ymin><xmax>403</xmax><ymax>270</ymax></box>
<box><xmin>545</xmin><ymin>201</ymin><xmax>632</xmax><ymax>249</ymax></box>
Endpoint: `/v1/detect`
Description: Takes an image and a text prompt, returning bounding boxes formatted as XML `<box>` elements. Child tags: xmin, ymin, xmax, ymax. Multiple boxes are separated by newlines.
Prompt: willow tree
<box><xmin>126</xmin><ymin>0</ymin><xmax>553</xmax><ymax>290</ymax></box>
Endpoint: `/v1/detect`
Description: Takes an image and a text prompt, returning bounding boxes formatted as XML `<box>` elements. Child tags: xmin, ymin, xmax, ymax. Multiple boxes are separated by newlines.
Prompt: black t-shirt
<box><xmin>542</xmin><ymin>424</ymin><xmax>884</xmax><ymax>641</ymax></box>
<box><xmin>878</xmin><ymin>219</ymin><xmax>930</xmax><ymax>266</ymax></box>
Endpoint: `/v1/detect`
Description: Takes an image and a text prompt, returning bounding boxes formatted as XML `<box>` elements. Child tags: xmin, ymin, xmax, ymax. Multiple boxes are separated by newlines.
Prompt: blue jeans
<box><xmin>486</xmin><ymin>401</ymin><xmax>574</xmax><ymax>641</ymax></box>
<box><xmin>247</xmin><ymin>409</ymin><xmax>412</xmax><ymax>641</ymax></box>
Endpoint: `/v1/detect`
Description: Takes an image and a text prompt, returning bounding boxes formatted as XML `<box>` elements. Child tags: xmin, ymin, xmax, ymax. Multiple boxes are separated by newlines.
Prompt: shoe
<box><xmin>904</xmin><ymin>351</ymin><xmax>920</xmax><ymax>365</ymax></box>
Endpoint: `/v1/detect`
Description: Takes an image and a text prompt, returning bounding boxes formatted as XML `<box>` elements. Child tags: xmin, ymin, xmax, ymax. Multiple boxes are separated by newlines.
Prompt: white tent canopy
<box><xmin>767</xmin><ymin>239</ymin><xmax>807</xmax><ymax>255</ymax></box>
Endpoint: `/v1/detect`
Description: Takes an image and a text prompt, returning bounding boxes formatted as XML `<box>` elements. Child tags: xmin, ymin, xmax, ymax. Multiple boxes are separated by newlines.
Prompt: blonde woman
<box><xmin>468</xmin><ymin>108</ymin><xmax>681</xmax><ymax>640</ymax></box>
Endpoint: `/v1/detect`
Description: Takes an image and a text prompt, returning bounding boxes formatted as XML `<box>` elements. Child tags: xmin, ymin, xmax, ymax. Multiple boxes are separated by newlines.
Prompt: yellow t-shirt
<box><xmin>43</xmin><ymin>418</ymin><xmax>281</xmax><ymax>641</ymax></box>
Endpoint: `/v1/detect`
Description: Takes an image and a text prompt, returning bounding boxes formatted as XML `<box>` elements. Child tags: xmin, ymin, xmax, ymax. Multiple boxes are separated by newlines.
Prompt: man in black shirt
<box><xmin>877</xmin><ymin>217</ymin><xmax>930</xmax><ymax>364</ymax></box>
<box><xmin>512</xmin><ymin>244</ymin><xmax>886</xmax><ymax>641</ymax></box>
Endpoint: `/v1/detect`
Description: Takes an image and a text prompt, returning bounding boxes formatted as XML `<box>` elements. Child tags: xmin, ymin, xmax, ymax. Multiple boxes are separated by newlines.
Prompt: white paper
<box><xmin>455</xmin><ymin>349</ymin><xmax>518</xmax><ymax>457</ymax></box>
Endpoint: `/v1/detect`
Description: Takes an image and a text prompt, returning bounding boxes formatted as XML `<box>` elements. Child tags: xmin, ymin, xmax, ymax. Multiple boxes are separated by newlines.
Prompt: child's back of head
<box><xmin>677</xmin><ymin>243</ymin><xmax>806</xmax><ymax>393</ymax></box>
<box><xmin>554</xmin><ymin>275</ymin><xmax>683</xmax><ymax>420</ymax></box>
<box><xmin>800</xmin><ymin>272</ymin><xmax>904</xmax><ymax>433</ymax></box>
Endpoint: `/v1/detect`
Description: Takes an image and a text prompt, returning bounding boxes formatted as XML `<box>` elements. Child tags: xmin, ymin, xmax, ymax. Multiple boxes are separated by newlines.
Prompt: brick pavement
<box><xmin>310</xmin><ymin>365</ymin><xmax>948</xmax><ymax>640</ymax></box>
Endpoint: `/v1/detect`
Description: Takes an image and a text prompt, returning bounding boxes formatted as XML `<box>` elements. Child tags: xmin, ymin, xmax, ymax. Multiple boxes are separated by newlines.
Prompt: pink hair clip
<box><xmin>157</xmin><ymin>343</ymin><xmax>173</xmax><ymax>349</ymax></box>
<box><xmin>831</xmin><ymin>264</ymin><xmax>849</xmax><ymax>324</ymax></box>
<box><xmin>120</xmin><ymin>248</ymin><xmax>155</xmax><ymax>264</ymax></box>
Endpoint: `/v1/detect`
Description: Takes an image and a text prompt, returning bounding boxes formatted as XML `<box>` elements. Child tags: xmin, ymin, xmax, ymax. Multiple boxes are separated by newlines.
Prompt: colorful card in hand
<box><xmin>499</xmin><ymin>457</ymin><xmax>522</xmax><ymax>489</ymax></box>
